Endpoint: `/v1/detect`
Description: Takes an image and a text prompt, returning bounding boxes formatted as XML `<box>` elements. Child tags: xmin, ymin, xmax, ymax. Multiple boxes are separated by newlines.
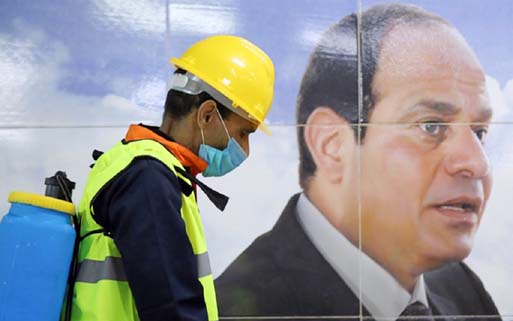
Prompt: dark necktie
<box><xmin>400</xmin><ymin>301</ymin><xmax>435</xmax><ymax>321</ymax></box>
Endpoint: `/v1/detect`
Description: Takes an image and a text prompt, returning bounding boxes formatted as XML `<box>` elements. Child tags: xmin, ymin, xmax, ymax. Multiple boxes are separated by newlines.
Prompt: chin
<box><xmin>445</xmin><ymin>245</ymin><xmax>472</xmax><ymax>262</ymax></box>
<box><xmin>420</xmin><ymin>240</ymin><xmax>474</xmax><ymax>272</ymax></box>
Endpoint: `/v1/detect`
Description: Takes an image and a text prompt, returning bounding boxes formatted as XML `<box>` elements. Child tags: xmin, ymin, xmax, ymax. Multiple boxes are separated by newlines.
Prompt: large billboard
<box><xmin>1</xmin><ymin>0</ymin><xmax>512</xmax><ymax>319</ymax></box>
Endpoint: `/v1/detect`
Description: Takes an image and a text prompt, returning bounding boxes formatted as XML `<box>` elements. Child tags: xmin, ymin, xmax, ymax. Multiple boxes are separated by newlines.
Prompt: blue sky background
<box><xmin>1</xmin><ymin>0</ymin><xmax>513</xmax><ymax>315</ymax></box>
<box><xmin>1</xmin><ymin>0</ymin><xmax>512</xmax><ymax>124</ymax></box>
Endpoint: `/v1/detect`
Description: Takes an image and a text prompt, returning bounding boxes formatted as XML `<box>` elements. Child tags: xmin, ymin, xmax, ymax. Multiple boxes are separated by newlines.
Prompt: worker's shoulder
<box><xmin>98</xmin><ymin>156</ymin><xmax>179</xmax><ymax>198</ymax></box>
<box><xmin>123</xmin><ymin>156</ymin><xmax>177</xmax><ymax>179</ymax></box>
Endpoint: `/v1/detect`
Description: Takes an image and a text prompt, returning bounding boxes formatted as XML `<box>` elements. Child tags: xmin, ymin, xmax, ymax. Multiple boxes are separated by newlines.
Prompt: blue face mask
<box><xmin>199</xmin><ymin>108</ymin><xmax>248</xmax><ymax>177</ymax></box>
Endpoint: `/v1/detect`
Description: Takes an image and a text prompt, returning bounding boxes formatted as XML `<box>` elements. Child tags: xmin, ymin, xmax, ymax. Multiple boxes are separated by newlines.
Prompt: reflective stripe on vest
<box><xmin>71</xmin><ymin>139</ymin><xmax>218</xmax><ymax>321</ymax></box>
<box><xmin>196</xmin><ymin>252</ymin><xmax>212</xmax><ymax>278</ymax></box>
<box><xmin>76</xmin><ymin>256</ymin><xmax>127</xmax><ymax>283</ymax></box>
<box><xmin>76</xmin><ymin>252</ymin><xmax>212</xmax><ymax>283</ymax></box>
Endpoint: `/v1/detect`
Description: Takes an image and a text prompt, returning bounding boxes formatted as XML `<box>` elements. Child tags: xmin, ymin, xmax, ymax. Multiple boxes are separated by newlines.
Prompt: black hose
<box><xmin>55</xmin><ymin>172</ymin><xmax>79</xmax><ymax>321</ymax></box>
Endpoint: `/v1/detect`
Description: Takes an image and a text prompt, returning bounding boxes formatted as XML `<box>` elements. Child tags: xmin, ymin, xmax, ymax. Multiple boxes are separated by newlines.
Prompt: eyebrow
<box><xmin>402</xmin><ymin>100</ymin><xmax>493</xmax><ymax>122</ymax></box>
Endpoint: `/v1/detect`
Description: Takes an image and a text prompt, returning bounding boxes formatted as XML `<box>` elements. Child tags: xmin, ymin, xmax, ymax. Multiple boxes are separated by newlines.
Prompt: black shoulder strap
<box><xmin>79</xmin><ymin>228</ymin><xmax>112</xmax><ymax>241</ymax></box>
<box><xmin>92</xmin><ymin>149</ymin><xmax>104</xmax><ymax>161</ymax></box>
<box><xmin>89</xmin><ymin>149</ymin><xmax>104</xmax><ymax>168</ymax></box>
<box><xmin>174</xmin><ymin>166</ymin><xmax>229</xmax><ymax>212</ymax></box>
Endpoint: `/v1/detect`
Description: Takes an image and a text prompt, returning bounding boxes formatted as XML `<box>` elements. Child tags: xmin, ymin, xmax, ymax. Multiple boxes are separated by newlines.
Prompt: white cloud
<box><xmin>504</xmin><ymin>78</ymin><xmax>513</xmax><ymax>108</ymax></box>
<box><xmin>0</xmin><ymin>19</ymin><xmax>68</xmax><ymax>125</ymax></box>
<box><xmin>299</xmin><ymin>19</ymin><xmax>357</xmax><ymax>55</ymax></box>
<box><xmin>486</xmin><ymin>75</ymin><xmax>511</xmax><ymax>122</ymax></box>
<box><xmin>169</xmin><ymin>2</ymin><xmax>239</xmax><ymax>35</ymax></box>
<box><xmin>93</xmin><ymin>0</ymin><xmax>166</xmax><ymax>35</ymax></box>
<box><xmin>92</xmin><ymin>0</ymin><xmax>239</xmax><ymax>36</ymax></box>
<box><xmin>132</xmin><ymin>76</ymin><xmax>167</xmax><ymax>112</ymax></box>
<box><xmin>101</xmin><ymin>94</ymin><xmax>140</xmax><ymax>112</ymax></box>
<box><xmin>0</xmin><ymin>21</ymin><xmax>162</xmax><ymax>128</ymax></box>
<box><xmin>299</xmin><ymin>25</ymin><xmax>325</xmax><ymax>49</ymax></box>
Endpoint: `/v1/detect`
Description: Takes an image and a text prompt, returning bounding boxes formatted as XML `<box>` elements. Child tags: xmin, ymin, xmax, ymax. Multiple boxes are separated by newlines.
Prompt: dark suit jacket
<box><xmin>216</xmin><ymin>194</ymin><xmax>501</xmax><ymax>321</ymax></box>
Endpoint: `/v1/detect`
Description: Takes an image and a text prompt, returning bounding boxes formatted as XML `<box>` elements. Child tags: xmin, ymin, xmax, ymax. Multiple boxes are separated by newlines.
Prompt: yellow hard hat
<box><xmin>170</xmin><ymin>35</ymin><xmax>275</xmax><ymax>134</ymax></box>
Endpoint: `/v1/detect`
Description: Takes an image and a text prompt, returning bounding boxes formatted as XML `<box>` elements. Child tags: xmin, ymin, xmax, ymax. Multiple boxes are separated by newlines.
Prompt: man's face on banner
<box><xmin>359</xmin><ymin>23</ymin><xmax>493</xmax><ymax>273</ymax></box>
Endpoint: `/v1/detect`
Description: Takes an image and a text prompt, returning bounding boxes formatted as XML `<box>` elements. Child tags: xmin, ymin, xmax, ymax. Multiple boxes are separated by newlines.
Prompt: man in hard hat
<box><xmin>216</xmin><ymin>3</ymin><xmax>501</xmax><ymax>320</ymax></box>
<box><xmin>69</xmin><ymin>35</ymin><xmax>274</xmax><ymax>321</ymax></box>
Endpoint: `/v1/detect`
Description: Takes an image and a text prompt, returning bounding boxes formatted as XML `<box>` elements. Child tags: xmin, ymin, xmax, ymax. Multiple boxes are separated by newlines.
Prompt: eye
<box><xmin>473</xmin><ymin>127</ymin><xmax>488</xmax><ymax>143</ymax></box>
<box><xmin>418</xmin><ymin>121</ymin><xmax>447</xmax><ymax>136</ymax></box>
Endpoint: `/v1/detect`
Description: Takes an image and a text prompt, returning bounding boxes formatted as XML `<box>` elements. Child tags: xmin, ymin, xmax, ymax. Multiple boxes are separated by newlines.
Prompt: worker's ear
<box><xmin>197</xmin><ymin>100</ymin><xmax>218</xmax><ymax>128</ymax></box>
<box><xmin>304</xmin><ymin>107</ymin><xmax>354</xmax><ymax>184</ymax></box>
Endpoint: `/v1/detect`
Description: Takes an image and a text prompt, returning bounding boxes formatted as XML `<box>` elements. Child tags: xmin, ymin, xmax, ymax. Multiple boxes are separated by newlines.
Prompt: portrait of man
<box><xmin>216</xmin><ymin>3</ymin><xmax>501</xmax><ymax>319</ymax></box>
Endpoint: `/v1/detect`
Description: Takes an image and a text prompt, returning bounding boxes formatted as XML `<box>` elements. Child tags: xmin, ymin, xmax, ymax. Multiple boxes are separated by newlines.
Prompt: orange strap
<box><xmin>124</xmin><ymin>124</ymin><xmax>207</xmax><ymax>176</ymax></box>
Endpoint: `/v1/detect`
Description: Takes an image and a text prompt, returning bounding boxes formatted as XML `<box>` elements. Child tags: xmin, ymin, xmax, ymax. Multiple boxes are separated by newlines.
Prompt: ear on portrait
<box><xmin>304</xmin><ymin>107</ymin><xmax>354</xmax><ymax>184</ymax></box>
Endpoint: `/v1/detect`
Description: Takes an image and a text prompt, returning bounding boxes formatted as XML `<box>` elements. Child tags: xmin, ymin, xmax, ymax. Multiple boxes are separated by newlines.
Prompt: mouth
<box><xmin>431</xmin><ymin>197</ymin><xmax>482</xmax><ymax>224</ymax></box>
<box><xmin>435</xmin><ymin>203</ymin><xmax>477</xmax><ymax>213</ymax></box>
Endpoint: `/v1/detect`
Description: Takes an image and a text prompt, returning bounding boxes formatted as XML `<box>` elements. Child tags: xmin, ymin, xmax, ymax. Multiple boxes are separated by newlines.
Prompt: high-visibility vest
<box><xmin>71</xmin><ymin>139</ymin><xmax>218</xmax><ymax>321</ymax></box>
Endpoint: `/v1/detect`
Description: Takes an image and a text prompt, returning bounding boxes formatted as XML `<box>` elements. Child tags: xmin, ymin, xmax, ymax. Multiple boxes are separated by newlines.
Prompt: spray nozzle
<box><xmin>44</xmin><ymin>171</ymin><xmax>76</xmax><ymax>202</ymax></box>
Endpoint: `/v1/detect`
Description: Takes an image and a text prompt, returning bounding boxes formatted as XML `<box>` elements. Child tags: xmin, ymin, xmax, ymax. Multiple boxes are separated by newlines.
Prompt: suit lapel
<box><xmin>271</xmin><ymin>194</ymin><xmax>442</xmax><ymax>321</ymax></box>
<box><xmin>270</xmin><ymin>194</ymin><xmax>361</xmax><ymax>316</ymax></box>
<box><xmin>426</xmin><ymin>282</ymin><xmax>460</xmax><ymax>319</ymax></box>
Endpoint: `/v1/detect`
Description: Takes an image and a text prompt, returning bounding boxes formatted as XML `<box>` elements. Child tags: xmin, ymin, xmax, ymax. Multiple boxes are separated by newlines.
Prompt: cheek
<box><xmin>237</xmin><ymin>136</ymin><xmax>249</xmax><ymax>155</ymax></box>
<box><xmin>362</xmin><ymin>132</ymin><xmax>440</xmax><ymax>210</ymax></box>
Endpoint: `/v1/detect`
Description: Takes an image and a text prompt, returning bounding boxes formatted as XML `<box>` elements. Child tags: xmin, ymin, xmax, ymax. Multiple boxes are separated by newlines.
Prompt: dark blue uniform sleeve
<box><xmin>92</xmin><ymin>157</ymin><xmax>208</xmax><ymax>321</ymax></box>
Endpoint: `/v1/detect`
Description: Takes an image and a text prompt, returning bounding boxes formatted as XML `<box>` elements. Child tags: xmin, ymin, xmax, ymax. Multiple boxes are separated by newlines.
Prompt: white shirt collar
<box><xmin>296</xmin><ymin>193</ymin><xmax>429</xmax><ymax>320</ymax></box>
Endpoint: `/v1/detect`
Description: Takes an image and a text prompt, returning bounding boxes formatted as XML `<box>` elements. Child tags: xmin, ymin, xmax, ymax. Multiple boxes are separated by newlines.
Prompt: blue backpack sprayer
<box><xmin>0</xmin><ymin>171</ymin><xmax>79</xmax><ymax>321</ymax></box>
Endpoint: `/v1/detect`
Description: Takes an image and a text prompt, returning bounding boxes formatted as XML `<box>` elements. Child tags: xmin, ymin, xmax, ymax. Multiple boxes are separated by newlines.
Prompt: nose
<box><xmin>444</xmin><ymin>126</ymin><xmax>490</xmax><ymax>179</ymax></box>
